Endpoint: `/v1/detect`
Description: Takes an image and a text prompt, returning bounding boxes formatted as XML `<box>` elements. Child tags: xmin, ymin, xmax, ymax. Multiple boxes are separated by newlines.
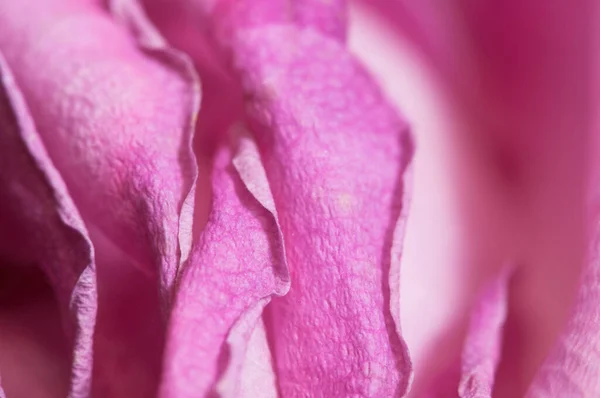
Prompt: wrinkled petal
<box><xmin>0</xmin><ymin>0</ymin><xmax>197</xmax><ymax>296</ymax></box>
<box><xmin>140</xmin><ymin>1</ymin><xmax>413</xmax><ymax>396</ymax></box>
<box><xmin>0</xmin><ymin>55</ymin><xmax>97</xmax><ymax>397</ymax></box>
<box><xmin>0</xmin><ymin>0</ymin><xmax>199</xmax><ymax>396</ymax></box>
<box><xmin>160</xmin><ymin>132</ymin><xmax>288</xmax><ymax>398</ymax></box>
<box><xmin>181</xmin><ymin>1</ymin><xmax>415</xmax><ymax>392</ymax></box>
<box><xmin>108</xmin><ymin>0</ymin><xmax>201</xmax><ymax>273</ymax></box>
<box><xmin>232</xmin><ymin>24</ymin><xmax>413</xmax><ymax>396</ymax></box>
<box><xmin>459</xmin><ymin>268</ymin><xmax>511</xmax><ymax>398</ymax></box>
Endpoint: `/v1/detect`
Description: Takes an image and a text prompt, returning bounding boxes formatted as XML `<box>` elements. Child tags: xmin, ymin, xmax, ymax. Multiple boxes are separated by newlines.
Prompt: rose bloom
<box><xmin>0</xmin><ymin>0</ymin><xmax>596</xmax><ymax>397</ymax></box>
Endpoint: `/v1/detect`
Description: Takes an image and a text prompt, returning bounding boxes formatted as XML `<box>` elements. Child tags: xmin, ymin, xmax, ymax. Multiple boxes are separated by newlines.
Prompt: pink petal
<box><xmin>160</xmin><ymin>132</ymin><xmax>289</xmax><ymax>398</ymax></box>
<box><xmin>525</xmin><ymin>220</ymin><xmax>600</xmax><ymax>397</ymax></box>
<box><xmin>459</xmin><ymin>268</ymin><xmax>511</xmax><ymax>398</ymax></box>
<box><xmin>348</xmin><ymin>8</ymin><xmax>497</xmax><ymax>397</ymax></box>
<box><xmin>357</xmin><ymin>2</ymin><xmax>595</xmax><ymax>395</ymax></box>
<box><xmin>0</xmin><ymin>0</ymin><xmax>199</xmax><ymax>294</ymax></box>
<box><xmin>151</xmin><ymin>1</ymin><xmax>414</xmax><ymax>391</ymax></box>
<box><xmin>0</xmin><ymin>55</ymin><xmax>97</xmax><ymax>397</ymax></box>
<box><xmin>0</xmin><ymin>0</ymin><xmax>199</xmax><ymax>396</ymax></box>
<box><xmin>145</xmin><ymin>1</ymin><xmax>414</xmax><ymax>394</ymax></box>
<box><xmin>232</xmin><ymin>24</ymin><xmax>413</xmax><ymax>396</ymax></box>
<box><xmin>0</xmin><ymin>264</ymin><xmax>71</xmax><ymax>398</ymax></box>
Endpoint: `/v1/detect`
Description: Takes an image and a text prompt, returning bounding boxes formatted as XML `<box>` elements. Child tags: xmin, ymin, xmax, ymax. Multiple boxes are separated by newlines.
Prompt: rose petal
<box><xmin>232</xmin><ymin>24</ymin><xmax>413</xmax><ymax>396</ymax></box>
<box><xmin>0</xmin><ymin>264</ymin><xmax>71</xmax><ymax>398</ymax></box>
<box><xmin>238</xmin><ymin>319</ymin><xmax>278</xmax><ymax>398</ymax></box>
<box><xmin>183</xmin><ymin>0</ymin><xmax>410</xmax><ymax>388</ymax></box>
<box><xmin>0</xmin><ymin>0</ymin><xmax>196</xmax><ymax>294</ymax></box>
<box><xmin>459</xmin><ymin>268</ymin><xmax>511</xmax><ymax>398</ymax></box>
<box><xmin>107</xmin><ymin>0</ymin><xmax>201</xmax><ymax>278</ymax></box>
<box><xmin>160</xmin><ymin>132</ymin><xmax>288</xmax><ymax>398</ymax></box>
<box><xmin>0</xmin><ymin>1</ymin><xmax>199</xmax><ymax>396</ymax></box>
<box><xmin>144</xmin><ymin>0</ymin><xmax>414</xmax><ymax>393</ymax></box>
<box><xmin>0</xmin><ymin>55</ymin><xmax>97</xmax><ymax>397</ymax></box>
<box><xmin>525</xmin><ymin>221</ymin><xmax>600</xmax><ymax>397</ymax></box>
<box><xmin>348</xmin><ymin>7</ymin><xmax>497</xmax><ymax>397</ymax></box>
<box><xmin>357</xmin><ymin>2</ymin><xmax>595</xmax><ymax>395</ymax></box>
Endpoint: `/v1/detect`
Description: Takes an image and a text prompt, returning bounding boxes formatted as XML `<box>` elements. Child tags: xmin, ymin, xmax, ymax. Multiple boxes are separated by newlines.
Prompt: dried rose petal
<box><xmin>160</xmin><ymin>132</ymin><xmax>289</xmax><ymax>398</ymax></box>
<box><xmin>139</xmin><ymin>0</ymin><xmax>414</xmax><ymax>395</ymax></box>
<box><xmin>232</xmin><ymin>24</ymin><xmax>413</xmax><ymax>396</ymax></box>
<box><xmin>0</xmin><ymin>0</ymin><xmax>199</xmax><ymax>396</ymax></box>
<box><xmin>459</xmin><ymin>269</ymin><xmax>511</xmax><ymax>397</ymax></box>
<box><xmin>0</xmin><ymin>56</ymin><xmax>97</xmax><ymax>397</ymax></box>
<box><xmin>162</xmin><ymin>1</ymin><xmax>415</xmax><ymax>394</ymax></box>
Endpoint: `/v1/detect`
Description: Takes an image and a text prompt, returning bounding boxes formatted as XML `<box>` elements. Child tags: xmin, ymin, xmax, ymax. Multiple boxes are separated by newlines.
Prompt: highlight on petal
<box><xmin>160</xmin><ymin>132</ymin><xmax>288</xmax><ymax>398</ymax></box>
<box><xmin>238</xmin><ymin>318</ymin><xmax>278</xmax><ymax>398</ymax></box>
<box><xmin>0</xmin><ymin>0</ymin><xmax>200</xmax><ymax>396</ymax></box>
<box><xmin>0</xmin><ymin>55</ymin><xmax>97</xmax><ymax>397</ymax></box>
<box><xmin>459</xmin><ymin>268</ymin><xmax>511</xmax><ymax>398</ymax></box>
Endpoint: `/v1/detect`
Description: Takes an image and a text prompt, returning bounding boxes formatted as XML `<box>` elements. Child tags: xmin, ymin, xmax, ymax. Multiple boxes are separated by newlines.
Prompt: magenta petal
<box><xmin>459</xmin><ymin>269</ymin><xmax>511</xmax><ymax>398</ymax></box>
<box><xmin>227</xmin><ymin>25</ymin><xmax>413</xmax><ymax>396</ymax></box>
<box><xmin>358</xmin><ymin>2</ymin><xmax>594</xmax><ymax>395</ymax></box>
<box><xmin>106</xmin><ymin>0</ymin><xmax>202</xmax><ymax>304</ymax></box>
<box><xmin>0</xmin><ymin>0</ymin><xmax>199</xmax><ymax>297</ymax></box>
<box><xmin>160</xmin><ymin>133</ymin><xmax>288</xmax><ymax>398</ymax></box>
<box><xmin>0</xmin><ymin>1</ymin><xmax>199</xmax><ymax>396</ymax></box>
<box><xmin>0</xmin><ymin>56</ymin><xmax>97</xmax><ymax>397</ymax></box>
<box><xmin>207</xmin><ymin>0</ymin><xmax>347</xmax><ymax>43</ymax></box>
<box><xmin>525</xmin><ymin>227</ymin><xmax>600</xmax><ymax>397</ymax></box>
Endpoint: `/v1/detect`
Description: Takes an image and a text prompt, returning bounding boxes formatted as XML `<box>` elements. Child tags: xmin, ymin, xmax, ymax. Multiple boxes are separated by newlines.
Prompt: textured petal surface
<box><xmin>232</xmin><ymin>25</ymin><xmax>413</xmax><ymax>396</ymax></box>
<box><xmin>160</xmin><ymin>133</ymin><xmax>288</xmax><ymax>398</ymax></box>
<box><xmin>459</xmin><ymin>269</ymin><xmax>510</xmax><ymax>398</ymax></box>
<box><xmin>0</xmin><ymin>1</ymin><xmax>199</xmax><ymax>396</ymax></box>
<box><xmin>0</xmin><ymin>56</ymin><xmax>97</xmax><ymax>397</ymax></box>
<box><xmin>140</xmin><ymin>1</ymin><xmax>413</xmax><ymax>396</ymax></box>
<box><xmin>0</xmin><ymin>0</ymin><xmax>196</xmax><ymax>294</ymax></box>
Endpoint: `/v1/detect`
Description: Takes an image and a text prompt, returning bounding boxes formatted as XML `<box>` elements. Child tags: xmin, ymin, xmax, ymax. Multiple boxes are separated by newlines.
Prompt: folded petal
<box><xmin>459</xmin><ymin>268</ymin><xmax>510</xmax><ymax>398</ymax></box>
<box><xmin>161</xmin><ymin>2</ymin><xmax>413</xmax><ymax>392</ymax></box>
<box><xmin>0</xmin><ymin>55</ymin><xmax>97</xmax><ymax>397</ymax></box>
<box><xmin>140</xmin><ymin>2</ymin><xmax>413</xmax><ymax>396</ymax></box>
<box><xmin>0</xmin><ymin>0</ymin><xmax>199</xmax><ymax>296</ymax></box>
<box><xmin>0</xmin><ymin>1</ymin><xmax>199</xmax><ymax>396</ymax></box>
<box><xmin>160</xmin><ymin>132</ymin><xmax>288</xmax><ymax>398</ymax></box>
<box><xmin>108</xmin><ymin>0</ymin><xmax>201</xmax><ymax>273</ymax></box>
<box><xmin>232</xmin><ymin>24</ymin><xmax>413</xmax><ymax>396</ymax></box>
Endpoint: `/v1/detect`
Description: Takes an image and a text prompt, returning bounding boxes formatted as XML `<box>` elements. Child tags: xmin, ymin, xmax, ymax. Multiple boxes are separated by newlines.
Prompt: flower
<box><xmin>0</xmin><ymin>0</ymin><xmax>596</xmax><ymax>397</ymax></box>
